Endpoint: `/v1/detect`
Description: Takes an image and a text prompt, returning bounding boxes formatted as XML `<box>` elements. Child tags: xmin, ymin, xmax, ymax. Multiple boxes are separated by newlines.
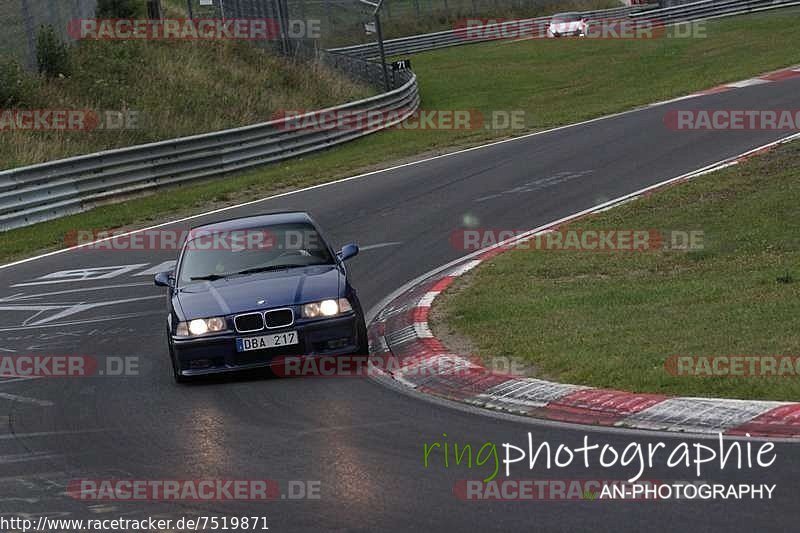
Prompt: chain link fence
<box><xmin>1</xmin><ymin>0</ymin><xmax>629</xmax><ymax>85</ymax></box>
<box><xmin>189</xmin><ymin>0</ymin><xmax>621</xmax><ymax>48</ymax></box>
<box><xmin>2</xmin><ymin>0</ymin><xmax>626</xmax><ymax>71</ymax></box>
<box><xmin>0</xmin><ymin>0</ymin><xmax>97</xmax><ymax>68</ymax></box>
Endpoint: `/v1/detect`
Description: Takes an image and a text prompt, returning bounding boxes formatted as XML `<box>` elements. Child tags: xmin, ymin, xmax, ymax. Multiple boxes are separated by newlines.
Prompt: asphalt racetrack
<box><xmin>0</xmin><ymin>76</ymin><xmax>799</xmax><ymax>532</ymax></box>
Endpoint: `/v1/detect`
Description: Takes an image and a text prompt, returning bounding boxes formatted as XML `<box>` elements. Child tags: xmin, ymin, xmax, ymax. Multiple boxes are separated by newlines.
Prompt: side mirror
<box><xmin>338</xmin><ymin>243</ymin><xmax>359</xmax><ymax>262</ymax></box>
<box><xmin>154</xmin><ymin>271</ymin><xmax>174</xmax><ymax>288</ymax></box>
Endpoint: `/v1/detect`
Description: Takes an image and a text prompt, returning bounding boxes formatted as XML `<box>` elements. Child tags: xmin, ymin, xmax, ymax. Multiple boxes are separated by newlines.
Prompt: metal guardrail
<box><xmin>331</xmin><ymin>0</ymin><xmax>798</xmax><ymax>59</ymax></box>
<box><xmin>3</xmin><ymin>0</ymin><xmax>798</xmax><ymax>231</ymax></box>
<box><xmin>328</xmin><ymin>5</ymin><xmax>658</xmax><ymax>60</ymax></box>
<box><xmin>628</xmin><ymin>0</ymin><xmax>800</xmax><ymax>24</ymax></box>
<box><xmin>0</xmin><ymin>66</ymin><xmax>418</xmax><ymax>231</ymax></box>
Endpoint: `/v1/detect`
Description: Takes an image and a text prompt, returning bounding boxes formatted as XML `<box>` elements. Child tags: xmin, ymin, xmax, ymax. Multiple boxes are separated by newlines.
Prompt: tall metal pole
<box><xmin>374</xmin><ymin>13</ymin><xmax>389</xmax><ymax>91</ymax></box>
<box><xmin>359</xmin><ymin>0</ymin><xmax>390</xmax><ymax>92</ymax></box>
<box><xmin>279</xmin><ymin>0</ymin><xmax>291</xmax><ymax>55</ymax></box>
<box><xmin>187</xmin><ymin>0</ymin><xmax>194</xmax><ymax>18</ymax></box>
<box><xmin>19</xmin><ymin>0</ymin><xmax>37</xmax><ymax>70</ymax></box>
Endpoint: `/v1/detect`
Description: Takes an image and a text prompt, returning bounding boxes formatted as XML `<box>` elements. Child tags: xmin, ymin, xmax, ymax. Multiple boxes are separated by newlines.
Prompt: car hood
<box><xmin>550</xmin><ymin>21</ymin><xmax>582</xmax><ymax>31</ymax></box>
<box><xmin>175</xmin><ymin>265</ymin><xmax>344</xmax><ymax>319</ymax></box>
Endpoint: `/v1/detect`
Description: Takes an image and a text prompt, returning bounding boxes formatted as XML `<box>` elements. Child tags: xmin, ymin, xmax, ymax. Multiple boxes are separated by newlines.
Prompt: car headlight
<box><xmin>302</xmin><ymin>298</ymin><xmax>353</xmax><ymax>318</ymax></box>
<box><xmin>176</xmin><ymin>317</ymin><xmax>227</xmax><ymax>337</ymax></box>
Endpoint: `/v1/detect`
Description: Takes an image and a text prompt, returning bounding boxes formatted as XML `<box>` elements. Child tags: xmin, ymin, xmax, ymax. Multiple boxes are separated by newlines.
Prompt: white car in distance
<box><xmin>547</xmin><ymin>12</ymin><xmax>588</xmax><ymax>38</ymax></box>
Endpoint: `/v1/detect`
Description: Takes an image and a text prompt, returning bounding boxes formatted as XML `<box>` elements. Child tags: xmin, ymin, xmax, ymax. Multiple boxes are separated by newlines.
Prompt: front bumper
<box><xmin>171</xmin><ymin>313</ymin><xmax>362</xmax><ymax>377</ymax></box>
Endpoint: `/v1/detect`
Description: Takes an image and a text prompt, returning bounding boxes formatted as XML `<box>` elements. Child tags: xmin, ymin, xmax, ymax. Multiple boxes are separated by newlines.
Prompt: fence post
<box><xmin>146</xmin><ymin>0</ymin><xmax>163</xmax><ymax>19</ymax></box>
<box><xmin>19</xmin><ymin>0</ymin><xmax>38</xmax><ymax>70</ymax></box>
<box><xmin>374</xmin><ymin>13</ymin><xmax>390</xmax><ymax>91</ymax></box>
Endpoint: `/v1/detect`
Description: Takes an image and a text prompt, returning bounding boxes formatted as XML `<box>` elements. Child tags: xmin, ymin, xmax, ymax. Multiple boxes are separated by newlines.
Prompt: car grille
<box><xmin>265</xmin><ymin>308</ymin><xmax>294</xmax><ymax>329</ymax></box>
<box><xmin>234</xmin><ymin>312</ymin><xmax>265</xmax><ymax>333</ymax></box>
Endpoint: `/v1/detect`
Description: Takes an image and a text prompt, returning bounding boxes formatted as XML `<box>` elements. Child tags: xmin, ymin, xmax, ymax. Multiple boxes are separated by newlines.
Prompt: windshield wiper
<box><xmin>189</xmin><ymin>273</ymin><xmax>232</xmax><ymax>281</ymax></box>
<box><xmin>234</xmin><ymin>264</ymin><xmax>306</xmax><ymax>276</ymax></box>
<box><xmin>190</xmin><ymin>263</ymin><xmax>324</xmax><ymax>281</ymax></box>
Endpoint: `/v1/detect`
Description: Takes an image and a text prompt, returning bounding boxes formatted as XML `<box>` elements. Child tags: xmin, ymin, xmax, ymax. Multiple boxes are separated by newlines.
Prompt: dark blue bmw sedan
<box><xmin>154</xmin><ymin>212</ymin><xmax>368</xmax><ymax>383</ymax></box>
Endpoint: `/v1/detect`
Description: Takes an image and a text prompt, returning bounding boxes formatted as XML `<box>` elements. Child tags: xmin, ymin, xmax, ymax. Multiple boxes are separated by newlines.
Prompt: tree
<box><xmin>96</xmin><ymin>0</ymin><xmax>142</xmax><ymax>18</ymax></box>
<box><xmin>36</xmin><ymin>25</ymin><xmax>71</xmax><ymax>78</ymax></box>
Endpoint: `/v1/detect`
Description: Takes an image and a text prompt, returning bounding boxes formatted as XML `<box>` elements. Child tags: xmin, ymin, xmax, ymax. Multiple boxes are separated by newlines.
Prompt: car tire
<box><xmin>356</xmin><ymin>319</ymin><xmax>370</xmax><ymax>356</ymax></box>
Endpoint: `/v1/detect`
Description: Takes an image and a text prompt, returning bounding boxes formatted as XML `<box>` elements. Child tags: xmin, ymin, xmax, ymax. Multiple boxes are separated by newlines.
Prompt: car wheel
<box><xmin>356</xmin><ymin>319</ymin><xmax>370</xmax><ymax>356</ymax></box>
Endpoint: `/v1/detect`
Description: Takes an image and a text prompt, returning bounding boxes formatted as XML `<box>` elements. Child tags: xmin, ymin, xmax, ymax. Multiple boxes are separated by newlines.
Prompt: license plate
<box><xmin>236</xmin><ymin>331</ymin><xmax>299</xmax><ymax>352</ymax></box>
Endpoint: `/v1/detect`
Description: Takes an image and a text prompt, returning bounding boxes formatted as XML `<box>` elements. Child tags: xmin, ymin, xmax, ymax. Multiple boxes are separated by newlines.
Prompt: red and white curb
<box><xmin>368</xmin><ymin>131</ymin><xmax>800</xmax><ymax>438</ymax></box>
<box><xmin>649</xmin><ymin>65</ymin><xmax>800</xmax><ymax>106</ymax></box>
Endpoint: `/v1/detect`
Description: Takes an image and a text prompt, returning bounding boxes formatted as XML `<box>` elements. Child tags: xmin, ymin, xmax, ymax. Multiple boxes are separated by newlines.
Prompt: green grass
<box><xmin>438</xmin><ymin>141</ymin><xmax>800</xmax><ymax>401</ymax></box>
<box><xmin>370</xmin><ymin>0</ymin><xmax>621</xmax><ymax>43</ymax></box>
<box><xmin>1</xmin><ymin>9</ymin><xmax>799</xmax><ymax>265</ymax></box>
<box><xmin>0</xmin><ymin>2</ymin><xmax>28</xmax><ymax>65</ymax></box>
<box><xmin>0</xmin><ymin>39</ymin><xmax>374</xmax><ymax>169</ymax></box>
<box><xmin>164</xmin><ymin>0</ymin><xmax>620</xmax><ymax>47</ymax></box>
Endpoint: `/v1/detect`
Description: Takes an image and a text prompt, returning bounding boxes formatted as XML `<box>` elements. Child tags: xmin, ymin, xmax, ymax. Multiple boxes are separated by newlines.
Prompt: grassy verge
<box><xmin>437</xmin><ymin>141</ymin><xmax>800</xmax><ymax>401</ymax></box>
<box><xmin>0</xmin><ymin>39</ymin><xmax>373</xmax><ymax>169</ymax></box>
<box><xmin>0</xmin><ymin>3</ymin><xmax>25</xmax><ymax>64</ymax></box>
<box><xmin>1</xmin><ymin>9</ymin><xmax>799</xmax><ymax>264</ymax></box>
<box><xmin>161</xmin><ymin>0</ymin><xmax>619</xmax><ymax>46</ymax></box>
<box><xmin>372</xmin><ymin>0</ymin><xmax>620</xmax><ymax>42</ymax></box>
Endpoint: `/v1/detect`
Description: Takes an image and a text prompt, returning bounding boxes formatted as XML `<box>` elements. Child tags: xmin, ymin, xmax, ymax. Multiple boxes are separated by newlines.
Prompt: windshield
<box><xmin>552</xmin><ymin>12</ymin><xmax>581</xmax><ymax>22</ymax></box>
<box><xmin>177</xmin><ymin>222</ymin><xmax>334</xmax><ymax>285</ymax></box>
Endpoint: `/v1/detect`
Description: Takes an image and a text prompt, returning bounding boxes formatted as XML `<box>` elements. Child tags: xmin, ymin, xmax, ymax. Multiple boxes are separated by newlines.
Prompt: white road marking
<box><xmin>367</xmin><ymin>131</ymin><xmax>800</xmax><ymax>324</ymax></box>
<box><xmin>726</xmin><ymin>78</ymin><xmax>771</xmax><ymax>88</ymax></box>
<box><xmin>449</xmin><ymin>260</ymin><xmax>482</xmax><ymax>277</ymax></box>
<box><xmin>0</xmin><ymin>452</ymin><xmax>60</xmax><ymax>463</ymax></box>
<box><xmin>0</xmin><ymin>429</ymin><xmax>108</xmax><ymax>441</ymax></box>
<box><xmin>0</xmin><ymin>296</ymin><xmax>162</xmax><ymax>327</ymax></box>
<box><xmin>133</xmin><ymin>261</ymin><xmax>176</xmax><ymax>276</ymax></box>
<box><xmin>413</xmin><ymin>322</ymin><xmax>434</xmax><ymax>338</ymax></box>
<box><xmin>359</xmin><ymin>242</ymin><xmax>403</xmax><ymax>251</ymax></box>
<box><xmin>417</xmin><ymin>292</ymin><xmax>439</xmax><ymax>308</ymax></box>
<box><xmin>12</xmin><ymin>265</ymin><xmax>149</xmax><ymax>287</ymax></box>
<box><xmin>0</xmin><ymin>377</ymin><xmax>40</xmax><ymax>385</ymax></box>
<box><xmin>0</xmin><ymin>283</ymin><xmax>154</xmax><ymax>302</ymax></box>
<box><xmin>12</xmin><ymin>68</ymin><xmax>800</xmax><ymax>275</ymax></box>
<box><xmin>0</xmin><ymin>310</ymin><xmax>161</xmax><ymax>332</ymax></box>
<box><xmin>0</xmin><ymin>393</ymin><xmax>53</xmax><ymax>407</ymax></box>
<box><xmin>475</xmin><ymin>171</ymin><xmax>594</xmax><ymax>203</ymax></box>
